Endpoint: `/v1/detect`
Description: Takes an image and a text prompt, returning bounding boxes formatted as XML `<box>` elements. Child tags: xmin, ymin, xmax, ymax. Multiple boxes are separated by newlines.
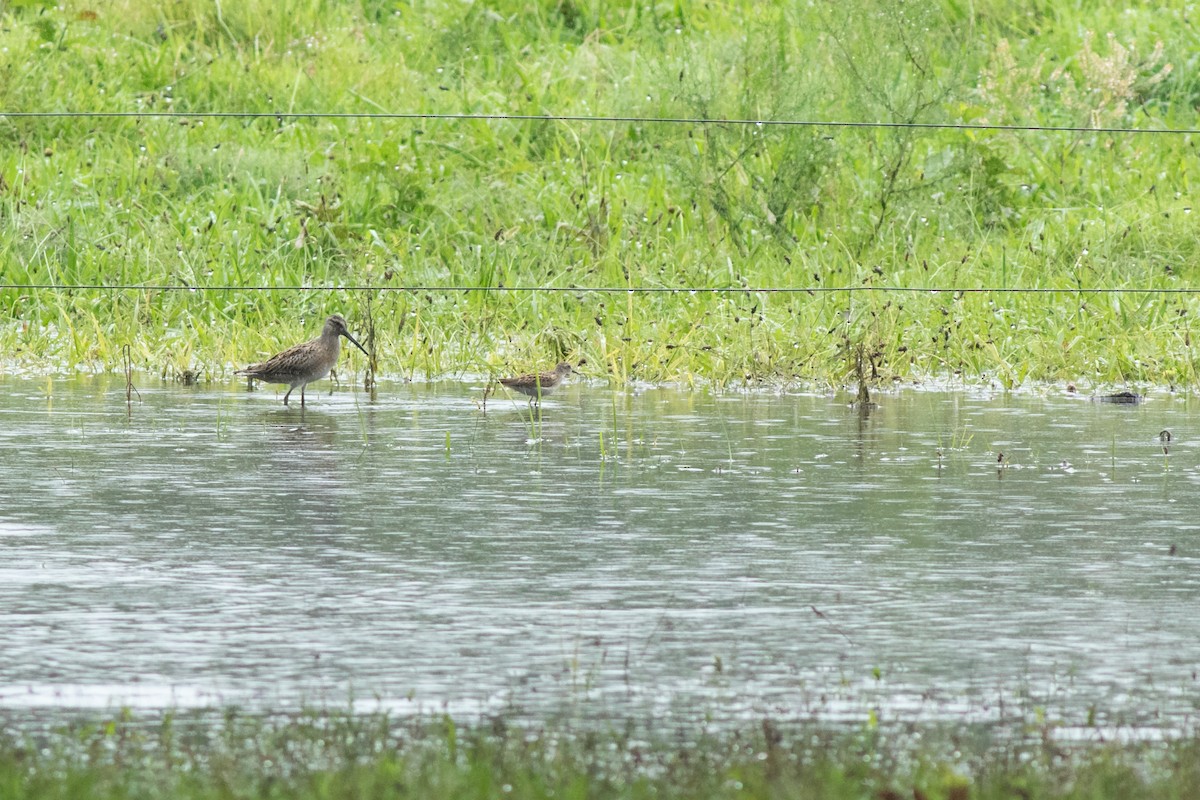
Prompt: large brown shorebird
<box><xmin>235</xmin><ymin>314</ymin><xmax>368</xmax><ymax>406</ymax></box>
<box><xmin>498</xmin><ymin>362</ymin><xmax>574</xmax><ymax>405</ymax></box>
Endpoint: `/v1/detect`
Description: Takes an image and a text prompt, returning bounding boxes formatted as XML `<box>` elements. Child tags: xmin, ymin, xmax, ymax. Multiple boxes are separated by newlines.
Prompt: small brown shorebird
<box><xmin>499</xmin><ymin>362</ymin><xmax>574</xmax><ymax>404</ymax></box>
<box><xmin>235</xmin><ymin>314</ymin><xmax>368</xmax><ymax>406</ymax></box>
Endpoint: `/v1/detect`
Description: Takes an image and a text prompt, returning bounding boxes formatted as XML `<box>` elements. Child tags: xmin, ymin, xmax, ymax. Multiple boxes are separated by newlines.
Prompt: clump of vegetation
<box><xmin>1</xmin><ymin>0</ymin><xmax>1198</xmax><ymax>389</ymax></box>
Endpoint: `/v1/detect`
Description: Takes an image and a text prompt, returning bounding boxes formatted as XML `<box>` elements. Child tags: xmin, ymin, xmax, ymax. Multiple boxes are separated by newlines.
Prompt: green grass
<box><xmin>3</xmin><ymin>712</ymin><xmax>1199</xmax><ymax>800</ymax></box>
<box><xmin>2</xmin><ymin>0</ymin><xmax>1200</xmax><ymax>387</ymax></box>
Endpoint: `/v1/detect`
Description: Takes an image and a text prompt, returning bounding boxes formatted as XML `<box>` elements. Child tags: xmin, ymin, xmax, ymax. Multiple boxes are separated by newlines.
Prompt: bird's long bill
<box><xmin>344</xmin><ymin>331</ymin><xmax>369</xmax><ymax>356</ymax></box>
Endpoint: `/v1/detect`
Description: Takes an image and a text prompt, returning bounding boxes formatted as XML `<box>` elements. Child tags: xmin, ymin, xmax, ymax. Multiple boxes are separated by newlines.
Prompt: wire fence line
<box><xmin>0</xmin><ymin>110</ymin><xmax>1195</xmax><ymax>136</ymax></box>
<box><xmin>2</xmin><ymin>283</ymin><xmax>1198</xmax><ymax>296</ymax></box>
<box><xmin>3</xmin><ymin>111</ymin><xmax>1188</xmax><ymax>301</ymax></box>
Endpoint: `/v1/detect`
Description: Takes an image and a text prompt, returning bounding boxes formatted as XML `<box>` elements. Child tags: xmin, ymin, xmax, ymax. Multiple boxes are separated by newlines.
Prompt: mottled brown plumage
<box><xmin>499</xmin><ymin>362</ymin><xmax>574</xmax><ymax>403</ymax></box>
<box><xmin>236</xmin><ymin>314</ymin><xmax>368</xmax><ymax>406</ymax></box>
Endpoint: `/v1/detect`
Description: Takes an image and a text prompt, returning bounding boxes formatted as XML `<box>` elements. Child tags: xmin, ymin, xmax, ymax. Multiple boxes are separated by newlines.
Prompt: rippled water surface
<box><xmin>2</xmin><ymin>375</ymin><xmax>1198</xmax><ymax>734</ymax></box>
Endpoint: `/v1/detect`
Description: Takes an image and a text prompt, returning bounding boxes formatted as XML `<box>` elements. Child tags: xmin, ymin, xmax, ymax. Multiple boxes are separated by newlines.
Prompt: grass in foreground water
<box><xmin>3</xmin><ymin>713</ymin><xmax>1200</xmax><ymax>800</ymax></box>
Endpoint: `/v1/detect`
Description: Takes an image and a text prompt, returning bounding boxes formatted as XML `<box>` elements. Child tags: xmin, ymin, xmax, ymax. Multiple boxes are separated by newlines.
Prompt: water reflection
<box><xmin>0</xmin><ymin>375</ymin><xmax>1197</xmax><ymax>734</ymax></box>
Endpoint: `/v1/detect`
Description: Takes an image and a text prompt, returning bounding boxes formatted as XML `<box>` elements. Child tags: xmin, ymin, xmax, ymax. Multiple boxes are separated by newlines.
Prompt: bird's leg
<box><xmin>283</xmin><ymin>386</ymin><xmax>293</xmax><ymax>406</ymax></box>
<box><xmin>300</xmin><ymin>384</ymin><xmax>307</xmax><ymax>407</ymax></box>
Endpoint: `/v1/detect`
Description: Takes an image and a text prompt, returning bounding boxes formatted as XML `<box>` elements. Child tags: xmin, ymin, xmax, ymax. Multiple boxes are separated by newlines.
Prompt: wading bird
<box><xmin>236</xmin><ymin>314</ymin><xmax>368</xmax><ymax>406</ymax></box>
<box><xmin>498</xmin><ymin>362</ymin><xmax>574</xmax><ymax>406</ymax></box>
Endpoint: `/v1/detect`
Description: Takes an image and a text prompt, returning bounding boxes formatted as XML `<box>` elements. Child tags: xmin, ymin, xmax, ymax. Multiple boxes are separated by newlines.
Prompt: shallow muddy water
<box><xmin>1</xmin><ymin>375</ymin><xmax>1198</xmax><ymax>735</ymax></box>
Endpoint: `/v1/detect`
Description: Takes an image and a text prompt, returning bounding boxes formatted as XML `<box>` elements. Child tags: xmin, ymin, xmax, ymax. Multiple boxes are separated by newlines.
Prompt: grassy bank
<box><xmin>3</xmin><ymin>712</ymin><xmax>1199</xmax><ymax>800</ymax></box>
<box><xmin>2</xmin><ymin>1</ymin><xmax>1199</xmax><ymax>387</ymax></box>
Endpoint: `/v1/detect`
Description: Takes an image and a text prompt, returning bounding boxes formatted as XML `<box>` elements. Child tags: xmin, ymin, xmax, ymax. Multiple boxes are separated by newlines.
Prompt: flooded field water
<box><xmin>1</xmin><ymin>375</ymin><xmax>1198</xmax><ymax>737</ymax></box>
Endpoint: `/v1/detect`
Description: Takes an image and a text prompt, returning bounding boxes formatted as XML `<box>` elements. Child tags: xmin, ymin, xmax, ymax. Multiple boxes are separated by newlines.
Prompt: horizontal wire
<box><xmin>1</xmin><ymin>283</ymin><xmax>1196</xmax><ymax>295</ymax></box>
<box><xmin>2</xmin><ymin>113</ymin><xmax>1185</xmax><ymax>297</ymax></box>
<box><xmin>0</xmin><ymin>110</ymin><xmax>1194</xmax><ymax>136</ymax></box>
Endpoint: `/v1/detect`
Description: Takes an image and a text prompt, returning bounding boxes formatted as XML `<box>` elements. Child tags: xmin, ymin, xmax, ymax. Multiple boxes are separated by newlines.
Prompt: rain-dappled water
<box><xmin>1</xmin><ymin>374</ymin><xmax>1198</xmax><ymax>736</ymax></box>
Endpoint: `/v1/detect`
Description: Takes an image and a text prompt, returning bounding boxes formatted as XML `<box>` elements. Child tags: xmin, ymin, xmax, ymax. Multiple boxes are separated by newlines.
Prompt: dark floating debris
<box><xmin>1093</xmin><ymin>391</ymin><xmax>1143</xmax><ymax>404</ymax></box>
